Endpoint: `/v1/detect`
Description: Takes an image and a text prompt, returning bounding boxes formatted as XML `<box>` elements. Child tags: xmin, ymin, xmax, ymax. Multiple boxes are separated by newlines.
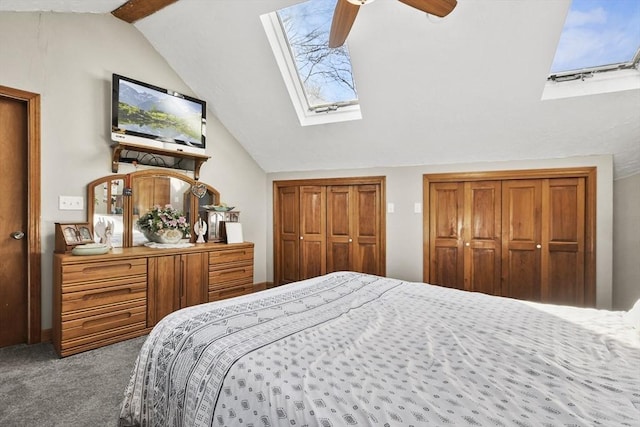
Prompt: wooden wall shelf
<box><xmin>111</xmin><ymin>142</ymin><xmax>210</xmax><ymax>180</ymax></box>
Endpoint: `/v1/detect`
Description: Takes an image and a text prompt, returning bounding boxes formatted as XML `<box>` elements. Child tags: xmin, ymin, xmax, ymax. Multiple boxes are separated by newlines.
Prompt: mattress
<box><xmin>119</xmin><ymin>272</ymin><xmax>640</xmax><ymax>426</ymax></box>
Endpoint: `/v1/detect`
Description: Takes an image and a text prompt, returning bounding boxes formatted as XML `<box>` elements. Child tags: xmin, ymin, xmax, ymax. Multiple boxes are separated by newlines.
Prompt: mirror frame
<box><xmin>87</xmin><ymin>170</ymin><xmax>220</xmax><ymax>247</ymax></box>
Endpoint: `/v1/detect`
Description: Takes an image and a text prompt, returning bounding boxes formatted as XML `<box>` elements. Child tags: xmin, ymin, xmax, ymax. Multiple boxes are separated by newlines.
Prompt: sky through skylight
<box><xmin>550</xmin><ymin>0</ymin><xmax>640</xmax><ymax>73</ymax></box>
<box><xmin>276</xmin><ymin>0</ymin><xmax>358</xmax><ymax>109</ymax></box>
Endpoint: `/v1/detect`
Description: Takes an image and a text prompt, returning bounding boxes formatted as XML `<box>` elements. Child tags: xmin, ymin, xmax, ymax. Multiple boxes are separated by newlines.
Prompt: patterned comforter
<box><xmin>119</xmin><ymin>272</ymin><xmax>640</xmax><ymax>427</ymax></box>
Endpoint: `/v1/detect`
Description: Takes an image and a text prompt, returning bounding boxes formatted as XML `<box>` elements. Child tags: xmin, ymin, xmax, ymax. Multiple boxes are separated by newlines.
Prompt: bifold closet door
<box><xmin>429</xmin><ymin>181</ymin><xmax>501</xmax><ymax>293</ymax></box>
<box><xmin>502</xmin><ymin>180</ymin><xmax>542</xmax><ymax>301</ymax></box>
<box><xmin>327</xmin><ymin>184</ymin><xmax>382</xmax><ymax>275</ymax></box>
<box><xmin>276</xmin><ymin>186</ymin><xmax>300</xmax><ymax>284</ymax></box>
<box><xmin>502</xmin><ymin>177</ymin><xmax>586</xmax><ymax>305</ymax></box>
<box><xmin>542</xmin><ymin>177</ymin><xmax>585</xmax><ymax>305</ymax></box>
<box><xmin>299</xmin><ymin>186</ymin><xmax>326</xmax><ymax>280</ymax></box>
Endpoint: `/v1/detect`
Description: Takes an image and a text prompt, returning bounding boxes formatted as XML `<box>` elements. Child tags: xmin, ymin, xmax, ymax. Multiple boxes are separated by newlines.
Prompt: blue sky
<box><xmin>550</xmin><ymin>0</ymin><xmax>640</xmax><ymax>73</ymax></box>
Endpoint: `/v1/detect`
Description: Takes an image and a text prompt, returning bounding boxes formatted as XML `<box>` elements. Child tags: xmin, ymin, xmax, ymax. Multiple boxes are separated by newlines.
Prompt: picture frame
<box><xmin>55</xmin><ymin>222</ymin><xmax>94</xmax><ymax>253</ymax></box>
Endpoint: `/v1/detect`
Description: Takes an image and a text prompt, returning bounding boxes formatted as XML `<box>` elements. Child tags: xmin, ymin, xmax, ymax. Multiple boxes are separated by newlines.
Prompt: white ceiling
<box><xmin>1</xmin><ymin>0</ymin><xmax>639</xmax><ymax>178</ymax></box>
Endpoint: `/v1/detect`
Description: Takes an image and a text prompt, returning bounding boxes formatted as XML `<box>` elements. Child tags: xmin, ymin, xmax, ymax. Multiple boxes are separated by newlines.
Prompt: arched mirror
<box><xmin>87</xmin><ymin>170</ymin><xmax>220</xmax><ymax>247</ymax></box>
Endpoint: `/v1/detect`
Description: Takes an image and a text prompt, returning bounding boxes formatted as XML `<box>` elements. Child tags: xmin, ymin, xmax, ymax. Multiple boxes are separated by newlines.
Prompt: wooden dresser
<box><xmin>53</xmin><ymin>242</ymin><xmax>254</xmax><ymax>357</ymax></box>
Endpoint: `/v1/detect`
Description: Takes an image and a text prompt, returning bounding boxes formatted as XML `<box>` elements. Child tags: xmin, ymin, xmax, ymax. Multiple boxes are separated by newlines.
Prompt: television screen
<box><xmin>111</xmin><ymin>74</ymin><xmax>206</xmax><ymax>154</ymax></box>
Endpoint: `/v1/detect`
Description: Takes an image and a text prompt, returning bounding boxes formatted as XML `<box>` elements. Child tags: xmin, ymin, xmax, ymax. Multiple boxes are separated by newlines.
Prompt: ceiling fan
<box><xmin>328</xmin><ymin>0</ymin><xmax>457</xmax><ymax>48</ymax></box>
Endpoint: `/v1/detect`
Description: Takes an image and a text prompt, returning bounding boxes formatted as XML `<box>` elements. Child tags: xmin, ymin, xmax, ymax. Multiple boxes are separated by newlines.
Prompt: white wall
<box><xmin>268</xmin><ymin>155</ymin><xmax>615</xmax><ymax>309</ymax></box>
<box><xmin>0</xmin><ymin>12</ymin><xmax>267</xmax><ymax>329</ymax></box>
<box><xmin>613</xmin><ymin>172</ymin><xmax>640</xmax><ymax>310</ymax></box>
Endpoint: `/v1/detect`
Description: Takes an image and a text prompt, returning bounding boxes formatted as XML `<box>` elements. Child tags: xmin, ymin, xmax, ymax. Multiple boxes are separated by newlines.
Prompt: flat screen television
<box><xmin>111</xmin><ymin>74</ymin><xmax>206</xmax><ymax>155</ymax></box>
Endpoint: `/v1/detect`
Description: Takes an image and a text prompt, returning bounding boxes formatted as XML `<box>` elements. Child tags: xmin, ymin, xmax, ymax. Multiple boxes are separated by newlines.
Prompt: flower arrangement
<box><xmin>137</xmin><ymin>204</ymin><xmax>190</xmax><ymax>237</ymax></box>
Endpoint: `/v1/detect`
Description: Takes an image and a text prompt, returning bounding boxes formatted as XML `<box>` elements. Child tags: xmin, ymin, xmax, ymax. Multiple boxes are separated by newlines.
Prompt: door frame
<box><xmin>0</xmin><ymin>85</ymin><xmax>42</xmax><ymax>344</ymax></box>
<box><xmin>423</xmin><ymin>167</ymin><xmax>596</xmax><ymax>306</ymax></box>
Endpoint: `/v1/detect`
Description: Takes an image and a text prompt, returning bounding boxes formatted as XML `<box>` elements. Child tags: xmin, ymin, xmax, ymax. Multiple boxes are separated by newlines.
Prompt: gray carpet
<box><xmin>0</xmin><ymin>335</ymin><xmax>146</xmax><ymax>427</ymax></box>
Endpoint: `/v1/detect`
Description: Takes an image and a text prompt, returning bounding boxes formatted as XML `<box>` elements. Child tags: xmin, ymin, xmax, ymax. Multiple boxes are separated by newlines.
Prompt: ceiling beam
<box><xmin>112</xmin><ymin>0</ymin><xmax>178</xmax><ymax>23</ymax></box>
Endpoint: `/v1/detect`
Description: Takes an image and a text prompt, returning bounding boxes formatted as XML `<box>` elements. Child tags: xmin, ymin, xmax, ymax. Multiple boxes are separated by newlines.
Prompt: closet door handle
<box><xmin>300</xmin><ymin>236</ymin><xmax>304</xmax><ymax>240</ymax></box>
<box><xmin>536</xmin><ymin>244</ymin><xmax>542</xmax><ymax>249</ymax></box>
<box><xmin>465</xmin><ymin>242</ymin><xmax>470</xmax><ymax>247</ymax></box>
<box><xmin>348</xmin><ymin>238</ymin><xmax>353</xmax><ymax>243</ymax></box>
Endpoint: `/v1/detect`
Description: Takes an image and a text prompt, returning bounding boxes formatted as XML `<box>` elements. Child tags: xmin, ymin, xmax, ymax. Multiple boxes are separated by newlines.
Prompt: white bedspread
<box><xmin>119</xmin><ymin>272</ymin><xmax>640</xmax><ymax>427</ymax></box>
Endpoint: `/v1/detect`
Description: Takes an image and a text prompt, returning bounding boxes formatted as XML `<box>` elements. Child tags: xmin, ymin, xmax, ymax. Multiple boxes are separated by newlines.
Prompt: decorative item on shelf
<box><xmin>136</xmin><ymin>205</ymin><xmax>190</xmax><ymax>244</ymax></box>
<box><xmin>71</xmin><ymin>243</ymin><xmax>110</xmax><ymax>256</ymax></box>
<box><xmin>203</xmin><ymin>203</ymin><xmax>235</xmax><ymax>212</ymax></box>
<box><xmin>193</xmin><ymin>217</ymin><xmax>207</xmax><ymax>244</ymax></box>
<box><xmin>54</xmin><ymin>222</ymin><xmax>95</xmax><ymax>253</ymax></box>
<box><xmin>94</xmin><ymin>217</ymin><xmax>115</xmax><ymax>248</ymax></box>
<box><xmin>190</xmin><ymin>182</ymin><xmax>207</xmax><ymax>198</ymax></box>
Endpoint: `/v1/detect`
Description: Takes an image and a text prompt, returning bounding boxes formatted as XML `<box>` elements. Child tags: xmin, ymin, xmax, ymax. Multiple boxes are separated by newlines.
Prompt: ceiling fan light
<box><xmin>346</xmin><ymin>0</ymin><xmax>374</xmax><ymax>5</ymax></box>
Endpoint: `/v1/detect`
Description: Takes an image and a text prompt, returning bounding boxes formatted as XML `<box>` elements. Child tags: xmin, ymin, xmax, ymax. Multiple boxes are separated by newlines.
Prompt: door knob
<box><xmin>11</xmin><ymin>231</ymin><xmax>25</xmax><ymax>240</ymax></box>
<box><xmin>465</xmin><ymin>242</ymin><xmax>470</xmax><ymax>246</ymax></box>
<box><xmin>300</xmin><ymin>236</ymin><xmax>304</xmax><ymax>240</ymax></box>
<box><xmin>536</xmin><ymin>244</ymin><xmax>542</xmax><ymax>249</ymax></box>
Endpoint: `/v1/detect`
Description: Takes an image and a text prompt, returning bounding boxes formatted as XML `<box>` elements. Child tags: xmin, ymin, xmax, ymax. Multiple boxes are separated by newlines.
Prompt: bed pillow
<box><xmin>624</xmin><ymin>298</ymin><xmax>640</xmax><ymax>329</ymax></box>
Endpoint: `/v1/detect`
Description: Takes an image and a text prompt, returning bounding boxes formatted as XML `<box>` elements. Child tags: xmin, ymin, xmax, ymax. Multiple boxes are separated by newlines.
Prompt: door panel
<box><xmin>464</xmin><ymin>181</ymin><xmax>501</xmax><ymax>295</ymax></box>
<box><xmin>327</xmin><ymin>186</ymin><xmax>352</xmax><ymax>273</ymax></box>
<box><xmin>182</xmin><ymin>252</ymin><xmax>207</xmax><ymax>308</ymax></box>
<box><xmin>542</xmin><ymin>178</ymin><xmax>585</xmax><ymax>305</ymax></box>
<box><xmin>299</xmin><ymin>186</ymin><xmax>326</xmax><ymax>279</ymax></box>
<box><xmin>0</xmin><ymin>96</ymin><xmax>28</xmax><ymax>347</ymax></box>
<box><xmin>429</xmin><ymin>183</ymin><xmax>464</xmax><ymax>288</ymax></box>
<box><xmin>502</xmin><ymin>180</ymin><xmax>542</xmax><ymax>301</ymax></box>
<box><xmin>277</xmin><ymin>186</ymin><xmax>299</xmax><ymax>284</ymax></box>
<box><xmin>353</xmin><ymin>185</ymin><xmax>381</xmax><ymax>275</ymax></box>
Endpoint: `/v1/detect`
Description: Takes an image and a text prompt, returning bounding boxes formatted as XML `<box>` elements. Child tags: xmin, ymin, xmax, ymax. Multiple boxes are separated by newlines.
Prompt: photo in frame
<box><xmin>55</xmin><ymin>222</ymin><xmax>94</xmax><ymax>253</ymax></box>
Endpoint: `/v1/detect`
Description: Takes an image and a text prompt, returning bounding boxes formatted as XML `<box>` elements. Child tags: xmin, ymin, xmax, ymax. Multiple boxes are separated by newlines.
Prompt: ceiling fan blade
<box><xmin>328</xmin><ymin>0</ymin><xmax>361</xmax><ymax>48</ymax></box>
<box><xmin>398</xmin><ymin>0</ymin><xmax>457</xmax><ymax>17</ymax></box>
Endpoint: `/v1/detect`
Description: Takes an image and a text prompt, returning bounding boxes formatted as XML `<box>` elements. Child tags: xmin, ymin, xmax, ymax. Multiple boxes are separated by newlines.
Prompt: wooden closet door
<box><xmin>463</xmin><ymin>181</ymin><xmax>502</xmax><ymax>295</ymax></box>
<box><xmin>502</xmin><ymin>180</ymin><xmax>542</xmax><ymax>301</ymax></box>
<box><xmin>299</xmin><ymin>186</ymin><xmax>326</xmax><ymax>280</ymax></box>
<box><xmin>276</xmin><ymin>186</ymin><xmax>300</xmax><ymax>284</ymax></box>
<box><xmin>429</xmin><ymin>182</ymin><xmax>464</xmax><ymax>289</ymax></box>
<box><xmin>542</xmin><ymin>178</ymin><xmax>585</xmax><ymax>305</ymax></box>
<box><xmin>352</xmin><ymin>184</ymin><xmax>382</xmax><ymax>275</ymax></box>
<box><xmin>327</xmin><ymin>186</ymin><xmax>352</xmax><ymax>272</ymax></box>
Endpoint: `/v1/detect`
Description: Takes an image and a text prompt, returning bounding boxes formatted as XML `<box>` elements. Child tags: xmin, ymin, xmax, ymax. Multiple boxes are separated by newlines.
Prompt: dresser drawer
<box><xmin>61</xmin><ymin>300</ymin><xmax>146</xmax><ymax>342</ymax></box>
<box><xmin>209</xmin><ymin>265</ymin><xmax>253</xmax><ymax>286</ymax></box>
<box><xmin>209</xmin><ymin>247</ymin><xmax>253</xmax><ymax>267</ymax></box>
<box><xmin>61</xmin><ymin>276</ymin><xmax>147</xmax><ymax>312</ymax></box>
<box><xmin>62</xmin><ymin>258</ymin><xmax>147</xmax><ymax>284</ymax></box>
<box><xmin>208</xmin><ymin>284</ymin><xmax>254</xmax><ymax>302</ymax></box>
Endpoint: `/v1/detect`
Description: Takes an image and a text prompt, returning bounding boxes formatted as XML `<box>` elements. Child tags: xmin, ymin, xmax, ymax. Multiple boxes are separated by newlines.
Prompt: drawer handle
<box><xmin>213</xmin><ymin>250</ymin><xmax>248</xmax><ymax>257</ymax></box>
<box><xmin>82</xmin><ymin>288</ymin><xmax>133</xmax><ymax>301</ymax></box>
<box><xmin>82</xmin><ymin>264</ymin><xmax>135</xmax><ymax>274</ymax></box>
<box><xmin>83</xmin><ymin>312</ymin><xmax>132</xmax><ymax>328</ymax></box>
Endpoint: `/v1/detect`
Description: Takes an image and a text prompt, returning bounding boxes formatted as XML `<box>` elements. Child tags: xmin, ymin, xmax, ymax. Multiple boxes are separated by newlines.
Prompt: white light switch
<box><xmin>414</xmin><ymin>202</ymin><xmax>422</xmax><ymax>213</ymax></box>
<box><xmin>59</xmin><ymin>196</ymin><xmax>84</xmax><ymax>210</ymax></box>
<box><xmin>387</xmin><ymin>202</ymin><xmax>395</xmax><ymax>213</ymax></box>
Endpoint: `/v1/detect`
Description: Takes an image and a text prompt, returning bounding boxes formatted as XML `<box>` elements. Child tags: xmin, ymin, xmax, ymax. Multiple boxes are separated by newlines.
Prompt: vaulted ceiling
<box><xmin>2</xmin><ymin>0</ymin><xmax>639</xmax><ymax>178</ymax></box>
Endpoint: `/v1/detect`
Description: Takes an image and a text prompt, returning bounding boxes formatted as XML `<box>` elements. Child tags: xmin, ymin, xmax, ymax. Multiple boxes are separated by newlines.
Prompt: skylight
<box><xmin>261</xmin><ymin>0</ymin><xmax>362</xmax><ymax>126</ymax></box>
<box><xmin>549</xmin><ymin>0</ymin><xmax>640</xmax><ymax>77</ymax></box>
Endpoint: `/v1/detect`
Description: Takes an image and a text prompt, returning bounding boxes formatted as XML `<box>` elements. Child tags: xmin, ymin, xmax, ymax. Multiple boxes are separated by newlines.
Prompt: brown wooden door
<box><xmin>327</xmin><ymin>184</ymin><xmax>382</xmax><ymax>275</ymax></box>
<box><xmin>299</xmin><ymin>186</ymin><xmax>326</xmax><ymax>280</ymax></box>
<box><xmin>429</xmin><ymin>182</ymin><xmax>464</xmax><ymax>289</ymax></box>
<box><xmin>502</xmin><ymin>179</ymin><xmax>542</xmax><ymax>301</ymax></box>
<box><xmin>0</xmin><ymin>96</ymin><xmax>28</xmax><ymax>347</ymax></box>
<box><xmin>327</xmin><ymin>186</ymin><xmax>352</xmax><ymax>272</ymax></box>
<box><xmin>542</xmin><ymin>178</ymin><xmax>586</xmax><ymax>305</ymax></box>
<box><xmin>352</xmin><ymin>184</ymin><xmax>382</xmax><ymax>275</ymax></box>
<box><xmin>276</xmin><ymin>186</ymin><xmax>300</xmax><ymax>284</ymax></box>
<box><xmin>463</xmin><ymin>181</ymin><xmax>502</xmax><ymax>295</ymax></box>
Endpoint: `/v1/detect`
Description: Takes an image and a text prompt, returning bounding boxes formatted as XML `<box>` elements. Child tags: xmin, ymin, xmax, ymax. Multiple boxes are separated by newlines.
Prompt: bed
<box><xmin>119</xmin><ymin>272</ymin><xmax>640</xmax><ymax>427</ymax></box>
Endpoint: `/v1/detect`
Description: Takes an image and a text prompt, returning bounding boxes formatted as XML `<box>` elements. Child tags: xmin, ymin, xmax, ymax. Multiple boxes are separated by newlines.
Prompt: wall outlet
<box><xmin>59</xmin><ymin>195</ymin><xmax>84</xmax><ymax>210</ymax></box>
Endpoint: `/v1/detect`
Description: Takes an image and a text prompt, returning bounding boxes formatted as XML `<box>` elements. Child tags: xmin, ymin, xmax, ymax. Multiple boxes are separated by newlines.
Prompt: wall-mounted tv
<box><xmin>111</xmin><ymin>74</ymin><xmax>206</xmax><ymax>155</ymax></box>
